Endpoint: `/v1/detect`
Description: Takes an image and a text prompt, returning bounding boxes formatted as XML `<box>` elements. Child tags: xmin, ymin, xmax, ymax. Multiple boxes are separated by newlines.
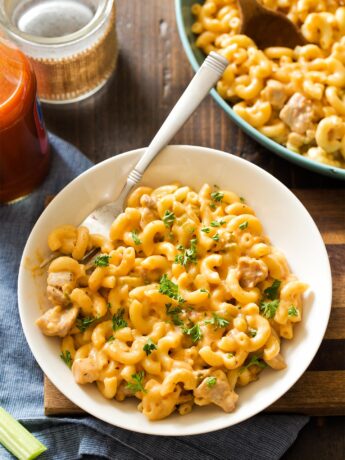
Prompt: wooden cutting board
<box><xmin>44</xmin><ymin>189</ymin><xmax>345</xmax><ymax>416</ymax></box>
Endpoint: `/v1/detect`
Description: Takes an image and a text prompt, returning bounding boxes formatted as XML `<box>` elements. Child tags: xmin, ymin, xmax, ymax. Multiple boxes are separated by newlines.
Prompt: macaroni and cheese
<box><xmin>192</xmin><ymin>0</ymin><xmax>345</xmax><ymax>169</ymax></box>
<box><xmin>37</xmin><ymin>183</ymin><xmax>307</xmax><ymax>420</ymax></box>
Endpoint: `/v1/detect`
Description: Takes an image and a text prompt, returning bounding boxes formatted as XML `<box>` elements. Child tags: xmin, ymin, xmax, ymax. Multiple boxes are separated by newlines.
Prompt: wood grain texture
<box><xmin>40</xmin><ymin>0</ymin><xmax>345</xmax><ymax>457</ymax></box>
<box><xmin>44</xmin><ymin>371</ymin><xmax>345</xmax><ymax>416</ymax></box>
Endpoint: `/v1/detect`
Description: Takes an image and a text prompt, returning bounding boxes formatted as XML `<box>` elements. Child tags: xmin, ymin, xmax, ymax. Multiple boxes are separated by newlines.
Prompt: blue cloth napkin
<box><xmin>0</xmin><ymin>134</ymin><xmax>309</xmax><ymax>460</ymax></box>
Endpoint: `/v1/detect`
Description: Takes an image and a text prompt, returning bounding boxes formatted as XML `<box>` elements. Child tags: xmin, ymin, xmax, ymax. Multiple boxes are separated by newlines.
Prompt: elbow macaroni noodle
<box><xmin>192</xmin><ymin>0</ymin><xmax>345</xmax><ymax>169</ymax></box>
<box><xmin>37</xmin><ymin>183</ymin><xmax>307</xmax><ymax>420</ymax></box>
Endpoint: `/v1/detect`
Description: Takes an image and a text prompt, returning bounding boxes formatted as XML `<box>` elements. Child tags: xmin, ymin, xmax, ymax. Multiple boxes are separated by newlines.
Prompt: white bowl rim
<box><xmin>18</xmin><ymin>145</ymin><xmax>332</xmax><ymax>436</ymax></box>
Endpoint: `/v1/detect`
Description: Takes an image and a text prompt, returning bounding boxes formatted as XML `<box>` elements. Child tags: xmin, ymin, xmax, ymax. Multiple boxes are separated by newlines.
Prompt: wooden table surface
<box><xmin>42</xmin><ymin>1</ymin><xmax>345</xmax><ymax>458</ymax></box>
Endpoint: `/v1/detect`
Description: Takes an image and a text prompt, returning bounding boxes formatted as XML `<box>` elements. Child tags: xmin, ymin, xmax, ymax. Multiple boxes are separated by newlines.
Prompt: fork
<box><xmin>42</xmin><ymin>52</ymin><xmax>228</xmax><ymax>266</ymax></box>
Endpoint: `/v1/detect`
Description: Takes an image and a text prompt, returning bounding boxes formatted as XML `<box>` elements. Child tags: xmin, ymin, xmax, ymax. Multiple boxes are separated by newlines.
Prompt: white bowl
<box><xmin>18</xmin><ymin>146</ymin><xmax>332</xmax><ymax>436</ymax></box>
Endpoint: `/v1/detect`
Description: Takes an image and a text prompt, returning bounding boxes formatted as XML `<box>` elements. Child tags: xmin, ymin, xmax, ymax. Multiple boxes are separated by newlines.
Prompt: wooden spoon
<box><xmin>238</xmin><ymin>0</ymin><xmax>307</xmax><ymax>49</ymax></box>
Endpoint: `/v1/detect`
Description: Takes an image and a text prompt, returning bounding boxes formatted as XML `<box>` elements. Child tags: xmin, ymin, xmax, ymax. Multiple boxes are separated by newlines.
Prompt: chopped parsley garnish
<box><xmin>206</xmin><ymin>376</ymin><xmax>217</xmax><ymax>388</ymax></box>
<box><xmin>94</xmin><ymin>254</ymin><xmax>110</xmax><ymax>267</ymax></box>
<box><xmin>205</xmin><ymin>313</ymin><xmax>229</xmax><ymax>329</ymax></box>
<box><xmin>183</xmin><ymin>323</ymin><xmax>203</xmax><ymax>343</ymax></box>
<box><xmin>211</xmin><ymin>191</ymin><xmax>224</xmax><ymax>202</ymax></box>
<box><xmin>248</xmin><ymin>328</ymin><xmax>257</xmax><ymax>338</ymax></box>
<box><xmin>259</xmin><ymin>279</ymin><xmax>281</xmax><ymax>319</ymax></box>
<box><xmin>264</xmin><ymin>280</ymin><xmax>281</xmax><ymax>300</ymax></box>
<box><xmin>126</xmin><ymin>371</ymin><xmax>147</xmax><ymax>394</ymax></box>
<box><xmin>212</xmin><ymin>233</ymin><xmax>220</xmax><ymax>242</ymax></box>
<box><xmin>260</xmin><ymin>299</ymin><xmax>279</xmax><ymax>319</ymax></box>
<box><xmin>159</xmin><ymin>274</ymin><xmax>185</xmax><ymax>303</ymax></box>
<box><xmin>76</xmin><ymin>316</ymin><xmax>97</xmax><ymax>332</ymax></box>
<box><xmin>60</xmin><ymin>350</ymin><xmax>72</xmax><ymax>368</ymax></box>
<box><xmin>163</xmin><ymin>210</ymin><xmax>175</xmax><ymax>228</ymax></box>
<box><xmin>210</xmin><ymin>220</ymin><xmax>225</xmax><ymax>227</ymax></box>
<box><xmin>165</xmin><ymin>303</ymin><xmax>184</xmax><ymax>326</ymax></box>
<box><xmin>107</xmin><ymin>335</ymin><xmax>115</xmax><ymax>342</ymax></box>
<box><xmin>240</xmin><ymin>355</ymin><xmax>267</xmax><ymax>373</ymax></box>
<box><xmin>200</xmin><ymin>288</ymin><xmax>210</xmax><ymax>297</ymax></box>
<box><xmin>240</xmin><ymin>196</ymin><xmax>245</xmax><ymax>203</ymax></box>
<box><xmin>107</xmin><ymin>302</ymin><xmax>111</xmax><ymax>309</ymax></box>
<box><xmin>288</xmin><ymin>305</ymin><xmax>299</xmax><ymax>317</ymax></box>
<box><xmin>130</xmin><ymin>230</ymin><xmax>141</xmax><ymax>245</ymax></box>
<box><xmin>112</xmin><ymin>308</ymin><xmax>128</xmax><ymax>331</ymax></box>
<box><xmin>174</xmin><ymin>239</ymin><xmax>198</xmax><ymax>267</ymax></box>
<box><xmin>201</xmin><ymin>227</ymin><xmax>211</xmax><ymax>233</ymax></box>
<box><xmin>239</xmin><ymin>221</ymin><xmax>248</xmax><ymax>230</ymax></box>
<box><xmin>143</xmin><ymin>338</ymin><xmax>157</xmax><ymax>356</ymax></box>
<box><xmin>209</xmin><ymin>203</ymin><xmax>216</xmax><ymax>211</ymax></box>
<box><xmin>227</xmin><ymin>353</ymin><xmax>234</xmax><ymax>358</ymax></box>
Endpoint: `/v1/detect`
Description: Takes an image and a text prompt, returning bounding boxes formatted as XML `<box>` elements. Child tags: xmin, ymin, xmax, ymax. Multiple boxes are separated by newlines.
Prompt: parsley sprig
<box><xmin>60</xmin><ymin>350</ymin><xmax>72</xmax><ymax>368</ymax></box>
<box><xmin>210</xmin><ymin>220</ymin><xmax>225</xmax><ymax>227</ymax></box>
<box><xmin>159</xmin><ymin>274</ymin><xmax>185</xmax><ymax>303</ymax></box>
<box><xmin>112</xmin><ymin>308</ymin><xmax>128</xmax><ymax>331</ymax></box>
<box><xmin>264</xmin><ymin>280</ymin><xmax>281</xmax><ymax>300</ymax></box>
<box><xmin>126</xmin><ymin>371</ymin><xmax>147</xmax><ymax>394</ymax></box>
<box><xmin>260</xmin><ymin>279</ymin><xmax>281</xmax><ymax>319</ymax></box>
<box><xmin>211</xmin><ymin>191</ymin><xmax>224</xmax><ymax>202</ymax></box>
<box><xmin>206</xmin><ymin>376</ymin><xmax>217</xmax><ymax>388</ymax></box>
<box><xmin>260</xmin><ymin>299</ymin><xmax>279</xmax><ymax>319</ymax></box>
<box><xmin>288</xmin><ymin>305</ymin><xmax>299</xmax><ymax>317</ymax></box>
<box><xmin>205</xmin><ymin>313</ymin><xmax>229</xmax><ymax>329</ymax></box>
<box><xmin>166</xmin><ymin>303</ymin><xmax>184</xmax><ymax>326</ymax></box>
<box><xmin>143</xmin><ymin>338</ymin><xmax>157</xmax><ymax>355</ymax></box>
<box><xmin>94</xmin><ymin>254</ymin><xmax>110</xmax><ymax>267</ymax></box>
<box><xmin>174</xmin><ymin>238</ymin><xmax>198</xmax><ymax>266</ymax></box>
<box><xmin>212</xmin><ymin>233</ymin><xmax>220</xmax><ymax>242</ymax></box>
<box><xmin>240</xmin><ymin>355</ymin><xmax>267</xmax><ymax>373</ymax></box>
<box><xmin>239</xmin><ymin>221</ymin><xmax>248</xmax><ymax>230</ymax></box>
<box><xmin>182</xmin><ymin>323</ymin><xmax>202</xmax><ymax>343</ymax></box>
<box><xmin>200</xmin><ymin>288</ymin><xmax>210</xmax><ymax>297</ymax></box>
<box><xmin>130</xmin><ymin>230</ymin><xmax>141</xmax><ymax>245</ymax></box>
<box><xmin>76</xmin><ymin>316</ymin><xmax>97</xmax><ymax>332</ymax></box>
<box><xmin>163</xmin><ymin>210</ymin><xmax>175</xmax><ymax>228</ymax></box>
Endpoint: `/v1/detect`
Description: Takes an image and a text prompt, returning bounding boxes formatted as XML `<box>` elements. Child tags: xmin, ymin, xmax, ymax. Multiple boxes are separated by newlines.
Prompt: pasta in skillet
<box><xmin>192</xmin><ymin>0</ymin><xmax>345</xmax><ymax>169</ymax></box>
<box><xmin>36</xmin><ymin>183</ymin><xmax>307</xmax><ymax>420</ymax></box>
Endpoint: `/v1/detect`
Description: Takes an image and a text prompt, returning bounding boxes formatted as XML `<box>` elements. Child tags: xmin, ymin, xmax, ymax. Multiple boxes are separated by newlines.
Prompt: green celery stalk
<box><xmin>0</xmin><ymin>407</ymin><xmax>47</xmax><ymax>460</ymax></box>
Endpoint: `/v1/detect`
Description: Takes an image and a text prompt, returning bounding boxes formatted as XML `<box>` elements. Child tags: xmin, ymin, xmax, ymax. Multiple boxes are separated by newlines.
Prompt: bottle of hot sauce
<box><xmin>0</xmin><ymin>38</ymin><xmax>50</xmax><ymax>204</ymax></box>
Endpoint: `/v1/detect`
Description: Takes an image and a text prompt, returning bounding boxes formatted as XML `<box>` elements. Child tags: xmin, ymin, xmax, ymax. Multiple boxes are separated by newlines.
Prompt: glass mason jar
<box><xmin>0</xmin><ymin>38</ymin><xmax>50</xmax><ymax>203</ymax></box>
<box><xmin>0</xmin><ymin>0</ymin><xmax>118</xmax><ymax>103</ymax></box>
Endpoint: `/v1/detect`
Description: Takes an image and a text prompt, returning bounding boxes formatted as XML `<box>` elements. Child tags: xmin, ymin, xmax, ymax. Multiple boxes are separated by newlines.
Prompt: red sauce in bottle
<box><xmin>0</xmin><ymin>39</ymin><xmax>50</xmax><ymax>203</ymax></box>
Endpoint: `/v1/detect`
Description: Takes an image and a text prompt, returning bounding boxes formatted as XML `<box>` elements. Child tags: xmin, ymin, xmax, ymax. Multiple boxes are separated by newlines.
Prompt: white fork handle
<box><xmin>124</xmin><ymin>52</ymin><xmax>228</xmax><ymax>188</ymax></box>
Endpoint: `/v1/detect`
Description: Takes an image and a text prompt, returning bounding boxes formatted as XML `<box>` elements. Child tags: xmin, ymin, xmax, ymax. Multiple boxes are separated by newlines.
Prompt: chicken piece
<box><xmin>237</xmin><ymin>256</ymin><xmax>268</xmax><ymax>289</ymax></box>
<box><xmin>115</xmin><ymin>380</ymin><xmax>136</xmax><ymax>401</ymax></box>
<box><xmin>140</xmin><ymin>208</ymin><xmax>157</xmax><ymax>229</ymax></box>
<box><xmin>72</xmin><ymin>357</ymin><xmax>100</xmax><ymax>384</ymax></box>
<box><xmin>47</xmin><ymin>271</ymin><xmax>74</xmax><ymax>288</ymax></box>
<box><xmin>47</xmin><ymin>286</ymin><xmax>70</xmax><ymax>307</ymax></box>
<box><xmin>140</xmin><ymin>194</ymin><xmax>157</xmax><ymax>209</ymax></box>
<box><xmin>36</xmin><ymin>306</ymin><xmax>78</xmax><ymax>337</ymax></box>
<box><xmin>262</xmin><ymin>80</ymin><xmax>288</xmax><ymax>109</ymax></box>
<box><xmin>279</xmin><ymin>93</ymin><xmax>314</xmax><ymax>134</ymax></box>
<box><xmin>265</xmin><ymin>353</ymin><xmax>286</xmax><ymax>370</ymax></box>
<box><xmin>47</xmin><ymin>271</ymin><xmax>75</xmax><ymax>306</ymax></box>
<box><xmin>194</xmin><ymin>370</ymin><xmax>238</xmax><ymax>412</ymax></box>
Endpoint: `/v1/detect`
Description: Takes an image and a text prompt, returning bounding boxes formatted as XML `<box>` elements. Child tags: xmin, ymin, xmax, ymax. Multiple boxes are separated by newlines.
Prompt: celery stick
<box><xmin>0</xmin><ymin>407</ymin><xmax>47</xmax><ymax>460</ymax></box>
